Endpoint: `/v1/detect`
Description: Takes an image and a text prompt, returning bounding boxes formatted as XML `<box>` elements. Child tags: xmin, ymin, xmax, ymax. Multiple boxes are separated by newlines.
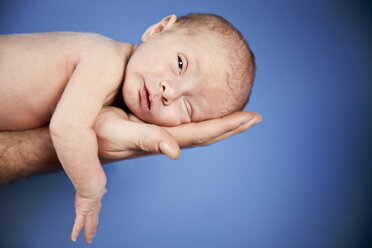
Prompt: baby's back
<box><xmin>0</xmin><ymin>32</ymin><xmax>126</xmax><ymax>130</ymax></box>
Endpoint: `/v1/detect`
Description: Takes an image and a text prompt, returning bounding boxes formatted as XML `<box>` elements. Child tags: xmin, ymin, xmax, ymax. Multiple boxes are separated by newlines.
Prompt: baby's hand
<box><xmin>71</xmin><ymin>188</ymin><xmax>107</xmax><ymax>243</ymax></box>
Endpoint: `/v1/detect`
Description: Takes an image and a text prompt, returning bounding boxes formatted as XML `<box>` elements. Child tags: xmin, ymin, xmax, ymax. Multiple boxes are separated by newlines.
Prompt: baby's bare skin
<box><xmin>0</xmin><ymin>32</ymin><xmax>132</xmax><ymax>243</ymax></box>
<box><xmin>0</xmin><ymin>32</ymin><xmax>130</xmax><ymax>130</ymax></box>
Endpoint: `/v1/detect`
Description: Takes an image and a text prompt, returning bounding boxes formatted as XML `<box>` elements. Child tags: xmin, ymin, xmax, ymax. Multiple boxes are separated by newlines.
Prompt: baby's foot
<box><xmin>70</xmin><ymin>188</ymin><xmax>107</xmax><ymax>243</ymax></box>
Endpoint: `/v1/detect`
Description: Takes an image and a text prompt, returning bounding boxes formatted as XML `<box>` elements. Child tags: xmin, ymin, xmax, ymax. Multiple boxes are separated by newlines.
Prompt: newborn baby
<box><xmin>0</xmin><ymin>13</ymin><xmax>256</xmax><ymax>243</ymax></box>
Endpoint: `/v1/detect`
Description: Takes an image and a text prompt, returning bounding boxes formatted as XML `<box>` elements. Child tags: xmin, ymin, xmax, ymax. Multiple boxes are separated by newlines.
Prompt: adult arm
<box><xmin>0</xmin><ymin>107</ymin><xmax>262</xmax><ymax>185</ymax></box>
<box><xmin>0</xmin><ymin>127</ymin><xmax>59</xmax><ymax>185</ymax></box>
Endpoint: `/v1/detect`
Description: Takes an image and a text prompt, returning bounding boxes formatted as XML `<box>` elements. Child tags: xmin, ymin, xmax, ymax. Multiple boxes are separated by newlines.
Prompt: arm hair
<box><xmin>0</xmin><ymin>127</ymin><xmax>61</xmax><ymax>184</ymax></box>
<box><xmin>0</xmin><ymin>126</ymin><xmax>125</xmax><ymax>185</ymax></box>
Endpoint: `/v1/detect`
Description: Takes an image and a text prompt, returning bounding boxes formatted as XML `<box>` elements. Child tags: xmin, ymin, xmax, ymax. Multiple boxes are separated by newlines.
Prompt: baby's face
<box><xmin>123</xmin><ymin>31</ymin><xmax>230</xmax><ymax>126</ymax></box>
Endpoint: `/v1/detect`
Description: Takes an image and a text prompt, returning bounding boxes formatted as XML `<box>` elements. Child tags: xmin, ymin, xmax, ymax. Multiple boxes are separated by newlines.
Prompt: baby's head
<box><xmin>123</xmin><ymin>13</ymin><xmax>256</xmax><ymax>126</ymax></box>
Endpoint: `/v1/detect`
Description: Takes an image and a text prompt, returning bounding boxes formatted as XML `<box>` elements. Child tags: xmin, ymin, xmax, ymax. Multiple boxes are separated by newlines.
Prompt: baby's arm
<box><xmin>49</xmin><ymin>38</ymin><xmax>131</xmax><ymax>243</ymax></box>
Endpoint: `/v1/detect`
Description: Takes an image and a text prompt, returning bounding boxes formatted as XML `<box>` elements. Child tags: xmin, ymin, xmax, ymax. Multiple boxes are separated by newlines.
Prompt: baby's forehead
<box><xmin>178</xmin><ymin>33</ymin><xmax>229</xmax><ymax>72</ymax></box>
<box><xmin>162</xmin><ymin>28</ymin><xmax>222</xmax><ymax>51</ymax></box>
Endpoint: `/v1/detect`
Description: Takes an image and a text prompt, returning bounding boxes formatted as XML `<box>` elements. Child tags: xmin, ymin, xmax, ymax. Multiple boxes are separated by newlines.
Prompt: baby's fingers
<box><xmin>71</xmin><ymin>214</ymin><xmax>85</xmax><ymax>242</ymax></box>
<box><xmin>84</xmin><ymin>210</ymin><xmax>100</xmax><ymax>243</ymax></box>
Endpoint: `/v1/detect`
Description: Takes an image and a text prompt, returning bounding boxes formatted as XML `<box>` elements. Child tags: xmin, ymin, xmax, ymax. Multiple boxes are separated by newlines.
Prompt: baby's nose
<box><xmin>160</xmin><ymin>80</ymin><xmax>179</xmax><ymax>105</ymax></box>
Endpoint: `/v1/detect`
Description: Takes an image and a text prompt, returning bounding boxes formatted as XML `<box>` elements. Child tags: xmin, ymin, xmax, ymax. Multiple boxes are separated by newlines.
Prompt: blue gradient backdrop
<box><xmin>0</xmin><ymin>1</ymin><xmax>371</xmax><ymax>247</ymax></box>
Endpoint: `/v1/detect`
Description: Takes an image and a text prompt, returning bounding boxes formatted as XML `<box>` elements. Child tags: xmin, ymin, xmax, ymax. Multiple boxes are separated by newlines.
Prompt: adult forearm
<box><xmin>0</xmin><ymin>126</ymin><xmax>133</xmax><ymax>185</ymax></box>
<box><xmin>0</xmin><ymin>126</ymin><xmax>61</xmax><ymax>184</ymax></box>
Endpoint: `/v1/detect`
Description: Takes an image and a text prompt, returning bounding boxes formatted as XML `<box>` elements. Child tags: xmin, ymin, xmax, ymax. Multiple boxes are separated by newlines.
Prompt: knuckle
<box><xmin>137</xmin><ymin>135</ymin><xmax>149</xmax><ymax>152</ymax></box>
<box><xmin>94</xmin><ymin>118</ymin><xmax>110</xmax><ymax>135</ymax></box>
<box><xmin>137</xmin><ymin>129</ymin><xmax>160</xmax><ymax>153</ymax></box>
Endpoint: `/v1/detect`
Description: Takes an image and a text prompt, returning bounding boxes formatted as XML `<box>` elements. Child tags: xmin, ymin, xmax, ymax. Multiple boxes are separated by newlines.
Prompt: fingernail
<box><xmin>159</xmin><ymin>142</ymin><xmax>174</xmax><ymax>158</ymax></box>
<box><xmin>241</xmin><ymin>114</ymin><xmax>254</xmax><ymax>125</ymax></box>
<box><xmin>244</xmin><ymin>114</ymin><xmax>262</xmax><ymax>127</ymax></box>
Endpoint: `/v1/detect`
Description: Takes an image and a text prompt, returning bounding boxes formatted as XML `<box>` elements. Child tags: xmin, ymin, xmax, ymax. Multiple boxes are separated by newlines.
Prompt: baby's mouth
<box><xmin>146</xmin><ymin>86</ymin><xmax>152</xmax><ymax>110</ymax></box>
<box><xmin>141</xmin><ymin>84</ymin><xmax>151</xmax><ymax>112</ymax></box>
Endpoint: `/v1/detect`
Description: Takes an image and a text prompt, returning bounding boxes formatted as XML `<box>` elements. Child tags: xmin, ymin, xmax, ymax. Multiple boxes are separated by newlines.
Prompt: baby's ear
<box><xmin>141</xmin><ymin>14</ymin><xmax>177</xmax><ymax>42</ymax></box>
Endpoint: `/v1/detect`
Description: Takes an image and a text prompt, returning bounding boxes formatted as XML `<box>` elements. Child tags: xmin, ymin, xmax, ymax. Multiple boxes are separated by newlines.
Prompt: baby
<box><xmin>0</xmin><ymin>13</ymin><xmax>256</xmax><ymax>243</ymax></box>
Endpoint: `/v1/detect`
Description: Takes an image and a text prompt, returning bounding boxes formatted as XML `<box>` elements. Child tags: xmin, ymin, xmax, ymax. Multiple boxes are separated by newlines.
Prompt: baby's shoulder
<box><xmin>71</xmin><ymin>32</ymin><xmax>130</xmax><ymax>52</ymax></box>
<box><xmin>67</xmin><ymin>32</ymin><xmax>132</xmax><ymax>63</ymax></box>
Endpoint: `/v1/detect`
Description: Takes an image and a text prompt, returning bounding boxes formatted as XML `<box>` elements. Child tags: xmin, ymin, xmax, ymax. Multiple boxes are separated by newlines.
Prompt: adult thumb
<box><xmin>137</xmin><ymin>125</ymin><xmax>180</xmax><ymax>160</ymax></box>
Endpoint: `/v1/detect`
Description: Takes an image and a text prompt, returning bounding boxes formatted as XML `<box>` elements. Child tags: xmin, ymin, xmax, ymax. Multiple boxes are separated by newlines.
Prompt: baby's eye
<box><xmin>178</xmin><ymin>56</ymin><xmax>183</xmax><ymax>72</ymax></box>
<box><xmin>176</xmin><ymin>54</ymin><xmax>188</xmax><ymax>75</ymax></box>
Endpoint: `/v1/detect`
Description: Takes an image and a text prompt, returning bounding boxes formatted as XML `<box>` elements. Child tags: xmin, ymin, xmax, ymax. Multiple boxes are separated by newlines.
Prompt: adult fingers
<box><xmin>165</xmin><ymin>112</ymin><xmax>261</xmax><ymax>148</ymax></box>
<box><xmin>199</xmin><ymin>114</ymin><xmax>262</xmax><ymax>146</ymax></box>
<box><xmin>96</xmin><ymin>110</ymin><xmax>180</xmax><ymax>159</ymax></box>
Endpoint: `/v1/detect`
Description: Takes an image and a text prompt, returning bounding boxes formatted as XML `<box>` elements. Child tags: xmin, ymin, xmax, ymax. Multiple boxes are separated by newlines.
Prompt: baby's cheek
<box><xmin>151</xmin><ymin>112</ymin><xmax>182</xmax><ymax>127</ymax></box>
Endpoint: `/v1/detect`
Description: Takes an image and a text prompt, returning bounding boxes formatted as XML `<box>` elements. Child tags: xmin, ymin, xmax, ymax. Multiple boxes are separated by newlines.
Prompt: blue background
<box><xmin>0</xmin><ymin>0</ymin><xmax>371</xmax><ymax>247</ymax></box>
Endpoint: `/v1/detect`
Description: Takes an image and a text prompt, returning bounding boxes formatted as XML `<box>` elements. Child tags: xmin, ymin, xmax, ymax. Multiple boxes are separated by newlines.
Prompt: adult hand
<box><xmin>94</xmin><ymin>106</ymin><xmax>262</xmax><ymax>162</ymax></box>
